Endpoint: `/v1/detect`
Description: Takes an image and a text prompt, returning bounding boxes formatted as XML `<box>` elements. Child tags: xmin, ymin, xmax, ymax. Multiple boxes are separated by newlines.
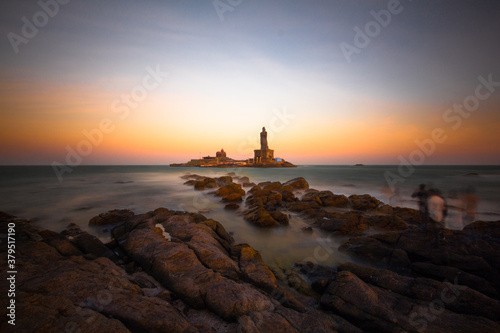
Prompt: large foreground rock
<box><xmin>319</xmin><ymin>267</ymin><xmax>499</xmax><ymax>333</ymax></box>
<box><xmin>339</xmin><ymin>221</ymin><xmax>500</xmax><ymax>297</ymax></box>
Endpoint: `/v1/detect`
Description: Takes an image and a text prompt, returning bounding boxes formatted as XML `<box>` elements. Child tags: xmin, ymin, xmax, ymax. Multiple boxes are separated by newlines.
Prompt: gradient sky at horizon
<box><xmin>1</xmin><ymin>0</ymin><xmax>500</xmax><ymax>165</ymax></box>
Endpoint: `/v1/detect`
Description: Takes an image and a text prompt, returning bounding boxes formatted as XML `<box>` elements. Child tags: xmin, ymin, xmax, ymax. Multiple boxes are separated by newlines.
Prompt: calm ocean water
<box><xmin>1</xmin><ymin>165</ymin><xmax>499</xmax><ymax>267</ymax></box>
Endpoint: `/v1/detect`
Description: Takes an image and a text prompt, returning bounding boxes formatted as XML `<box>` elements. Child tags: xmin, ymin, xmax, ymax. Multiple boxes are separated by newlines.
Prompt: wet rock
<box><xmin>339</xmin><ymin>262</ymin><xmax>500</xmax><ymax>322</ymax></box>
<box><xmin>339</xmin><ymin>236</ymin><xmax>411</xmax><ymax>270</ymax></box>
<box><xmin>246</xmin><ymin>189</ymin><xmax>282</xmax><ymax>208</ymax></box>
<box><xmin>301</xmin><ymin>226</ymin><xmax>313</xmax><ymax>233</ymax></box>
<box><xmin>61</xmin><ymin>223</ymin><xmax>120</xmax><ymax>262</ymax></box>
<box><xmin>38</xmin><ymin>229</ymin><xmax>83</xmax><ymax>257</ymax></box>
<box><xmin>243</xmin><ymin>206</ymin><xmax>280</xmax><ymax>227</ymax></box>
<box><xmin>269</xmin><ymin>211</ymin><xmax>289</xmax><ymax>225</ymax></box>
<box><xmin>216</xmin><ymin>183</ymin><xmax>245</xmax><ymax>197</ymax></box>
<box><xmin>262</xmin><ymin>181</ymin><xmax>282</xmax><ymax>191</ymax></box>
<box><xmin>320</xmin><ymin>269</ymin><xmax>500</xmax><ymax>333</ymax></box>
<box><xmin>315</xmin><ymin>212</ymin><xmax>368</xmax><ymax>235</ymax></box>
<box><xmin>411</xmin><ymin>261</ymin><xmax>499</xmax><ymax>299</ymax></box>
<box><xmin>216</xmin><ymin>176</ymin><xmax>233</xmax><ymax>187</ymax></box>
<box><xmin>319</xmin><ymin>192</ymin><xmax>350</xmax><ymax>208</ymax></box>
<box><xmin>0</xmin><ymin>210</ymin><xmax>365</xmax><ymax>332</ymax></box>
<box><xmin>301</xmin><ymin>189</ymin><xmax>322</xmax><ymax>206</ymax></box>
<box><xmin>89</xmin><ymin>209</ymin><xmax>135</xmax><ymax>226</ymax></box>
<box><xmin>234</xmin><ymin>176</ymin><xmax>250</xmax><ymax>184</ymax></box>
<box><xmin>231</xmin><ymin>244</ymin><xmax>278</xmax><ymax>292</ymax></box>
<box><xmin>393</xmin><ymin>206</ymin><xmax>422</xmax><ymax>226</ymax></box>
<box><xmin>364</xmin><ymin>213</ymin><xmax>408</xmax><ymax>231</ymax></box>
<box><xmin>348</xmin><ymin>194</ymin><xmax>381</xmax><ymax>211</ymax></box>
<box><xmin>194</xmin><ymin>178</ymin><xmax>218</xmax><ymax>190</ymax></box>
<box><xmin>242</xmin><ymin>182</ymin><xmax>256</xmax><ymax>188</ymax></box>
<box><xmin>283</xmin><ymin>177</ymin><xmax>309</xmax><ymax>190</ymax></box>
<box><xmin>285</xmin><ymin>200</ymin><xmax>321</xmax><ymax>212</ymax></box>
<box><xmin>281</xmin><ymin>190</ymin><xmax>296</xmax><ymax>202</ymax></box>
<box><xmin>224</xmin><ymin>203</ymin><xmax>240</xmax><ymax>210</ymax></box>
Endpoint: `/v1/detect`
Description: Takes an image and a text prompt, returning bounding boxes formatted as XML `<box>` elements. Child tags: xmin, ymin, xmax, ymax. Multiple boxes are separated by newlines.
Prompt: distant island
<box><xmin>170</xmin><ymin>127</ymin><xmax>296</xmax><ymax>168</ymax></box>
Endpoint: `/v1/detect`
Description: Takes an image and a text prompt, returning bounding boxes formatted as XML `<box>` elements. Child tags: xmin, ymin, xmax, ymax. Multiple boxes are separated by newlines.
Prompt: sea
<box><xmin>1</xmin><ymin>165</ymin><xmax>499</xmax><ymax>268</ymax></box>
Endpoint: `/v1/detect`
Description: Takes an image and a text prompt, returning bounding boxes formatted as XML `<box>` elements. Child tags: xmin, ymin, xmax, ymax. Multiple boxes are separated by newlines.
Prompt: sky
<box><xmin>1</xmin><ymin>0</ymin><xmax>499</xmax><ymax>165</ymax></box>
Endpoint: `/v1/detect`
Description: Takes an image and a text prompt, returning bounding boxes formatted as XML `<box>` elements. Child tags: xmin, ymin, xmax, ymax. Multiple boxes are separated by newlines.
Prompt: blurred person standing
<box><xmin>463</xmin><ymin>186</ymin><xmax>478</xmax><ymax>226</ymax></box>
<box><xmin>445</xmin><ymin>190</ymin><xmax>464</xmax><ymax>230</ymax></box>
<box><xmin>428</xmin><ymin>189</ymin><xmax>447</xmax><ymax>227</ymax></box>
<box><xmin>412</xmin><ymin>184</ymin><xmax>429</xmax><ymax>227</ymax></box>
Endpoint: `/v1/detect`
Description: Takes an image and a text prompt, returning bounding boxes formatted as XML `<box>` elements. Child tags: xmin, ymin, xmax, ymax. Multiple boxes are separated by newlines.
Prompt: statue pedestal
<box><xmin>254</xmin><ymin>149</ymin><xmax>274</xmax><ymax>164</ymax></box>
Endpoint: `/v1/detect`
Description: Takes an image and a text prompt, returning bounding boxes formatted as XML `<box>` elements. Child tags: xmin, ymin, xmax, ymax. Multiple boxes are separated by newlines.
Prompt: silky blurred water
<box><xmin>1</xmin><ymin>165</ymin><xmax>499</xmax><ymax>267</ymax></box>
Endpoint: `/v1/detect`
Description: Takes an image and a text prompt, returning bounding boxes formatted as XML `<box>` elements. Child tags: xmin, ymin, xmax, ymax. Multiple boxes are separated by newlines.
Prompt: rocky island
<box><xmin>170</xmin><ymin>127</ymin><xmax>296</xmax><ymax>168</ymax></box>
<box><xmin>1</xmin><ymin>174</ymin><xmax>499</xmax><ymax>332</ymax></box>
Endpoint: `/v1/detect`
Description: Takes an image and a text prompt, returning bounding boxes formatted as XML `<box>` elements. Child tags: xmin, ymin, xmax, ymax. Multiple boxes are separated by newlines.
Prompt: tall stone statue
<box><xmin>260</xmin><ymin>127</ymin><xmax>268</xmax><ymax>150</ymax></box>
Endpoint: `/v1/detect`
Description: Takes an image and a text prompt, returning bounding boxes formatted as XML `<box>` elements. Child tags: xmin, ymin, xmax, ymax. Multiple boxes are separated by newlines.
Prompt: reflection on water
<box><xmin>1</xmin><ymin>165</ymin><xmax>499</xmax><ymax>268</ymax></box>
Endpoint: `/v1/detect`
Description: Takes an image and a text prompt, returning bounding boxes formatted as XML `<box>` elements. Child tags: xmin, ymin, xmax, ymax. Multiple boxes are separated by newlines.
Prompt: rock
<box><xmin>283</xmin><ymin>177</ymin><xmax>309</xmax><ymax>190</ymax></box>
<box><xmin>316</xmin><ymin>212</ymin><xmax>368</xmax><ymax>235</ymax></box>
<box><xmin>38</xmin><ymin>229</ymin><xmax>83</xmax><ymax>257</ymax></box>
<box><xmin>339</xmin><ymin>225</ymin><xmax>500</xmax><ymax>295</ymax></box>
<box><xmin>0</xmin><ymin>210</ymin><xmax>371</xmax><ymax>332</ymax></box>
<box><xmin>221</xmin><ymin>192</ymin><xmax>243</xmax><ymax>202</ymax></box>
<box><xmin>246</xmin><ymin>189</ymin><xmax>282</xmax><ymax>208</ymax></box>
<box><xmin>339</xmin><ymin>236</ymin><xmax>411</xmax><ymax>270</ymax></box>
<box><xmin>318</xmin><ymin>191</ymin><xmax>350</xmax><ymax>208</ymax></box>
<box><xmin>277</xmin><ymin>184</ymin><xmax>293</xmax><ymax>193</ymax></box>
<box><xmin>89</xmin><ymin>209</ymin><xmax>134</xmax><ymax>226</ymax></box>
<box><xmin>244</xmin><ymin>206</ymin><xmax>280</xmax><ymax>227</ymax></box>
<box><xmin>231</xmin><ymin>244</ymin><xmax>278</xmax><ymax>292</ymax></box>
<box><xmin>301</xmin><ymin>226</ymin><xmax>313</xmax><ymax>233</ymax></box>
<box><xmin>364</xmin><ymin>213</ymin><xmax>408</xmax><ymax>231</ymax></box>
<box><xmin>248</xmin><ymin>185</ymin><xmax>262</xmax><ymax>194</ymax></box>
<box><xmin>348</xmin><ymin>194</ymin><xmax>381</xmax><ymax>211</ymax></box>
<box><xmin>234</xmin><ymin>176</ymin><xmax>250</xmax><ymax>184</ymax></box>
<box><xmin>463</xmin><ymin>220</ymin><xmax>500</xmax><ymax>238</ymax></box>
<box><xmin>411</xmin><ymin>262</ymin><xmax>499</xmax><ymax>299</ymax></box>
<box><xmin>216</xmin><ymin>183</ymin><xmax>245</xmax><ymax>197</ymax></box>
<box><xmin>285</xmin><ymin>201</ymin><xmax>320</xmax><ymax>212</ymax></box>
<box><xmin>301</xmin><ymin>189</ymin><xmax>322</xmax><ymax>206</ymax></box>
<box><xmin>194</xmin><ymin>178</ymin><xmax>218</xmax><ymax>190</ymax></box>
<box><xmin>269</xmin><ymin>211</ymin><xmax>289</xmax><ymax>225</ymax></box>
<box><xmin>224</xmin><ymin>203</ymin><xmax>240</xmax><ymax>210</ymax></box>
<box><xmin>393</xmin><ymin>207</ymin><xmax>422</xmax><ymax>226</ymax></box>
<box><xmin>216</xmin><ymin>176</ymin><xmax>233</xmax><ymax>187</ymax></box>
<box><xmin>262</xmin><ymin>181</ymin><xmax>282</xmax><ymax>191</ymax></box>
<box><xmin>242</xmin><ymin>182</ymin><xmax>256</xmax><ymax>188</ymax></box>
<box><xmin>281</xmin><ymin>190</ymin><xmax>296</xmax><ymax>202</ymax></box>
<box><xmin>61</xmin><ymin>223</ymin><xmax>120</xmax><ymax>262</ymax></box>
<box><xmin>181</xmin><ymin>173</ymin><xmax>204</xmax><ymax>180</ymax></box>
<box><xmin>339</xmin><ymin>262</ymin><xmax>500</xmax><ymax>322</ymax></box>
<box><xmin>0</xmin><ymin>224</ymin><xmax>197</xmax><ymax>332</ymax></box>
<box><xmin>320</xmin><ymin>268</ymin><xmax>500</xmax><ymax>333</ymax></box>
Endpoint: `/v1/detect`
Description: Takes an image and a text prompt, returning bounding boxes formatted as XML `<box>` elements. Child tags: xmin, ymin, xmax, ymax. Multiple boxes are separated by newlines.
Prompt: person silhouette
<box><xmin>412</xmin><ymin>184</ymin><xmax>429</xmax><ymax>228</ymax></box>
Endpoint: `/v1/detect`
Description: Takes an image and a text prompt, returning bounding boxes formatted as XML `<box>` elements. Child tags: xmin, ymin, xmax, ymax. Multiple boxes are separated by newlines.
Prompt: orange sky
<box><xmin>1</xmin><ymin>1</ymin><xmax>500</xmax><ymax>165</ymax></box>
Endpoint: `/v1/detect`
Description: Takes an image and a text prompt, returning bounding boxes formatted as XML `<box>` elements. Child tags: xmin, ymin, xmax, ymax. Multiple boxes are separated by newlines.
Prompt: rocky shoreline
<box><xmin>1</xmin><ymin>174</ymin><xmax>499</xmax><ymax>332</ymax></box>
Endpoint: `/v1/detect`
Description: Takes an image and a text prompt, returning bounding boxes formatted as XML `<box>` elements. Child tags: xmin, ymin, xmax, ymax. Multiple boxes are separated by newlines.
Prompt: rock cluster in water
<box><xmin>1</xmin><ymin>173</ymin><xmax>499</xmax><ymax>332</ymax></box>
